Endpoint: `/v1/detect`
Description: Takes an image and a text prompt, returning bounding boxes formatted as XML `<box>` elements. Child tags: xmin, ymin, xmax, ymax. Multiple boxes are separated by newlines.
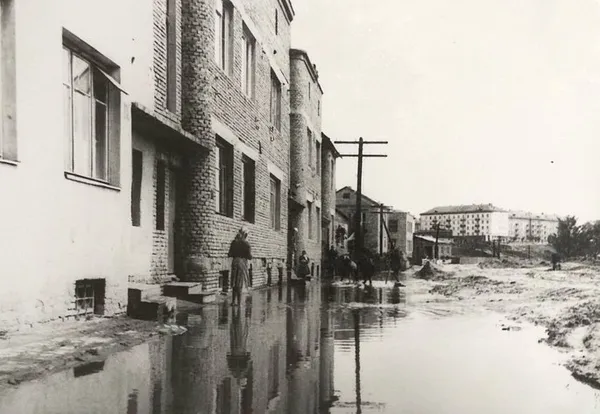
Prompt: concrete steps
<box><xmin>127</xmin><ymin>283</ymin><xmax>176</xmax><ymax>322</ymax></box>
<box><xmin>163</xmin><ymin>282</ymin><xmax>217</xmax><ymax>304</ymax></box>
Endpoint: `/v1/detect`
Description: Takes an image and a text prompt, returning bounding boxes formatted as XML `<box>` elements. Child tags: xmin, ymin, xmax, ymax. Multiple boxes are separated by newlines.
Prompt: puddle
<box><xmin>0</xmin><ymin>282</ymin><xmax>599</xmax><ymax>413</ymax></box>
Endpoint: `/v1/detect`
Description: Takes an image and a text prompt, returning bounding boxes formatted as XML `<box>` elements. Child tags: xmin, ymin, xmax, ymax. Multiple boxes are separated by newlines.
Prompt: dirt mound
<box><xmin>545</xmin><ymin>300</ymin><xmax>600</xmax><ymax>348</ymax></box>
<box><xmin>429</xmin><ymin>275</ymin><xmax>513</xmax><ymax>297</ymax></box>
<box><xmin>415</xmin><ymin>262</ymin><xmax>452</xmax><ymax>281</ymax></box>
<box><xmin>478</xmin><ymin>258</ymin><xmax>534</xmax><ymax>269</ymax></box>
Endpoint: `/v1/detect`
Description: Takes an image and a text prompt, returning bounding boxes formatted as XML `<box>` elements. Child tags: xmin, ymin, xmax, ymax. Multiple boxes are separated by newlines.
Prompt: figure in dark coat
<box><xmin>298</xmin><ymin>250</ymin><xmax>311</xmax><ymax>278</ymax></box>
<box><xmin>228</xmin><ymin>227</ymin><xmax>252</xmax><ymax>307</ymax></box>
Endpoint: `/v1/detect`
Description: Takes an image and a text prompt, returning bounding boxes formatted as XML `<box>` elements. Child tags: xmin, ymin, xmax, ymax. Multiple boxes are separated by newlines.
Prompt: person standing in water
<box><xmin>228</xmin><ymin>228</ymin><xmax>252</xmax><ymax>307</ymax></box>
<box><xmin>298</xmin><ymin>250</ymin><xmax>311</xmax><ymax>279</ymax></box>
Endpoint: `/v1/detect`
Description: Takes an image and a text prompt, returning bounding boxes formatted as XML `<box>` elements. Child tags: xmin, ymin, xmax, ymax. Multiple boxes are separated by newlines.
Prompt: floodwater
<box><xmin>1</xmin><ymin>281</ymin><xmax>600</xmax><ymax>414</ymax></box>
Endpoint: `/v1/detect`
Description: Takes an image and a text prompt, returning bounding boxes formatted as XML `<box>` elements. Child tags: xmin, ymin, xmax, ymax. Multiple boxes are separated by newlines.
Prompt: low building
<box><xmin>508</xmin><ymin>211</ymin><xmax>559</xmax><ymax>243</ymax></box>
<box><xmin>413</xmin><ymin>234</ymin><xmax>453</xmax><ymax>264</ymax></box>
<box><xmin>336</xmin><ymin>186</ymin><xmax>392</xmax><ymax>255</ymax></box>
<box><xmin>420</xmin><ymin>204</ymin><xmax>510</xmax><ymax>241</ymax></box>
<box><xmin>387</xmin><ymin>211</ymin><xmax>416</xmax><ymax>257</ymax></box>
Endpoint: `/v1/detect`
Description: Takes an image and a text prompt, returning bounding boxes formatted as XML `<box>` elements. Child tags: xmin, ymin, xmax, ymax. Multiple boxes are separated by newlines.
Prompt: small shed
<box><xmin>413</xmin><ymin>234</ymin><xmax>453</xmax><ymax>265</ymax></box>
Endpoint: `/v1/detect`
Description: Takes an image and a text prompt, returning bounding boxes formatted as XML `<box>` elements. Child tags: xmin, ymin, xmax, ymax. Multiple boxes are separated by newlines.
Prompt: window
<box><xmin>389</xmin><ymin>219</ymin><xmax>399</xmax><ymax>233</ymax></box>
<box><xmin>316</xmin><ymin>206</ymin><xmax>321</xmax><ymax>241</ymax></box>
<box><xmin>242</xmin><ymin>155</ymin><xmax>255</xmax><ymax>223</ymax></box>
<box><xmin>270</xmin><ymin>70</ymin><xmax>282</xmax><ymax>130</ymax></box>
<box><xmin>318</xmin><ymin>100</ymin><xmax>321</xmax><ymax>116</ymax></box>
<box><xmin>63</xmin><ymin>46</ymin><xmax>120</xmax><ymax>184</ymax></box>
<box><xmin>215</xmin><ymin>137</ymin><xmax>233</xmax><ymax>216</ymax></box>
<box><xmin>307</xmin><ymin>201</ymin><xmax>313</xmax><ymax>239</ymax></box>
<box><xmin>307</xmin><ymin>128</ymin><xmax>313</xmax><ymax>168</ymax></box>
<box><xmin>215</xmin><ymin>0</ymin><xmax>233</xmax><ymax>74</ymax></box>
<box><xmin>156</xmin><ymin>160</ymin><xmax>166</xmax><ymax>230</ymax></box>
<box><xmin>241</xmin><ymin>25</ymin><xmax>256</xmax><ymax>98</ymax></box>
<box><xmin>270</xmin><ymin>175</ymin><xmax>281</xmax><ymax>230</ymax></box>
<box><xmin>343</xmin><ymin>193</ymin><xmax>350</xmax><ymax>199</ymax></box>
<box><xmin>166</xmin><ymin>0</ymin><xmax>177</xmax><ymax>111</ymax></box>
<box><xmin>275</xmin><ymin>8</ymin><xmax>279</xmax><ymax>35</ymax></box>
<box><xmin>308</xmin><ymin>82</ymin><xmax>311</xmax><ymax>100</ymax></box>
<box><xmin>316</xmin><ymin>141</ymin><xmax>321</xmax><ymax>175</ymax></box>
<box><xmin>131</xmin><ymin>150</ymin><xmax>143</xmax><ymax>227</ymax></box>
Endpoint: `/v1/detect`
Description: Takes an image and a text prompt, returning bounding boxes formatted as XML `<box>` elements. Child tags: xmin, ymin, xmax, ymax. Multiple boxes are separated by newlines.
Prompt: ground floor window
<box><xmin>270</xmin><ymin>175</ymin><xmax>281</xmax><ymax>230</ymax></box>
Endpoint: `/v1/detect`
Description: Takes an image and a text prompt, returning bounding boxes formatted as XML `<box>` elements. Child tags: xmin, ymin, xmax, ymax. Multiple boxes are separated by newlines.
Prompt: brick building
<box><xmin>171</xmin><ymin>0</ymin><xmax>295</xmax><ymax>290</ymax></box>
<box><xmin>321</xmin><ymin>133</ymin><xmax>340</xmax><ymax>253</ymax></box>
<box><xmin>0</xmin><ymin>0</ymin><xmax>341</xmax><ymax>328</ymax></box>
<box><xmin>288</xmin><ymin>48</ymin><xmax>324</xmax><ymax>277</ymax></box>
<box><xmin>335</xmin><ymin>186</ymin><xmax>391</xmax><ymax>255</ymax></box>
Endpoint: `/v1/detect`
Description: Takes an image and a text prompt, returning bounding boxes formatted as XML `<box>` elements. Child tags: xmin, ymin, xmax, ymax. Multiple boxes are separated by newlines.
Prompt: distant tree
<box><xmin>579</xmin><ymin>221</ymin><xmax>600</xmax><ymax>258</ymax></box>
<box><xmin>549</xmin><ymin>216</ymin><xmax>581</xmax><ymax>258</ymax></box>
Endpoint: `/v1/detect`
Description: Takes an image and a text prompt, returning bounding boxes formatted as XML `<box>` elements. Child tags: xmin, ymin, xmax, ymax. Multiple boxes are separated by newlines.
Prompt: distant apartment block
<box><xmin>420</xmin><ymin>204</ymin><xmax>510</xmax><ymax>241</ymax></box>
<box><xmin>508</xmin><ymin>211</ymin><xmax>559</xmax><ymax>243</ymax></box>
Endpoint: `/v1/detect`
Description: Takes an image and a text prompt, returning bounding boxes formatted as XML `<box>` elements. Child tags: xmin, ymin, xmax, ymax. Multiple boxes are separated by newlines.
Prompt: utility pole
<box><xmin>335</xmin><ymin>138</ymin><xmax>388</xmax><ymax>262</ymax></box>
<box><xmin>379</xmin><ymin>204</ymin><xmax>384</xmax><ymax>256</ymax></box>
<box><xmin>434</xmin><ymin>222</ymin><xmax>441</xmax><ymax>260</ymax></box>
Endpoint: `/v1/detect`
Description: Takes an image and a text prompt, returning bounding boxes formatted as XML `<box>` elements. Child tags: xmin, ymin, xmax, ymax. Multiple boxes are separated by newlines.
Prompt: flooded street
<box><xmin>1</xmin><ymin>281</ymin><xmax>600</xmax><ymax>414</ymax></box>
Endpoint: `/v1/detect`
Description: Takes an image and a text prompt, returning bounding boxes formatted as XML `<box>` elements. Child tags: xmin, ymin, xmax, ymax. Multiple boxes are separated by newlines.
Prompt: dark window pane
<box><xmin>156</xmin><ymin>161</ymin><xmax>166</xmax><ymax>230</ymax></box>
<box><xmin>131</xmin><ymin>150</ymin><xmax>143</xmax><ymax>226</ymax></box>
<box><xmin>94</xmin><ymin>102</ymin><xmax>107</xmax><ymax>180</ymax></box>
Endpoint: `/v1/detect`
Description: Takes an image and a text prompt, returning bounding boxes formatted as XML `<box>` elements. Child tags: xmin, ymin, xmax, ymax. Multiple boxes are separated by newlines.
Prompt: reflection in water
<box><xmin>1</xmin><ymin>282</ymin><xmax>599</xmax><ymax>414</ymax></box>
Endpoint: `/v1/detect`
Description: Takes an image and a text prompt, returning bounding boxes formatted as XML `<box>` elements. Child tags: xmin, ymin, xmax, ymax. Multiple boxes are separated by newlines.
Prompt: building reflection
<box><xmin>0</xmin><ymin>281</ymin><xmax>411</xmax><ymax>414</ymax></box>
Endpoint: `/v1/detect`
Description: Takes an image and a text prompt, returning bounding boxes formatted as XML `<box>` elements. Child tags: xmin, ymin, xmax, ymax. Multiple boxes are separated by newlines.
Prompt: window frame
<box><xmin>270</xmin><ymin>174</ymin><xmax>281</xmax><ymax>230</ymax></box>
<box><xmin>215</xmin><ymin>0</ymin><xmax>233</xmax><ymax>75</ymax></box>
<box><xmin>63</xmin><ymin>45</ymin><xmax>120</xmax><ymax>186</ymax></box>
<box><xmin>242</xmin><ymin>155</ymin><xmax>256</xmax><ymax>223</ymax></box>
<box><xmin>131</xmin><ymin>149</ymin><xmax>143</xmax><ymax>227</ymax></box>
<box><xmin>315</xmin><ymin>140</ymin><xmax>321</xmax><ymax>175</ymax></box>
<box><xmin>215</xmin><ymin>136</ymin><xmax>234</xmax><ymax>217</ymax></box>
<box><xmin>307</xmin><ymin>201</ymin><xmax>313</xmax><ymax>239</ymax></box>
<box><xmin>156</xmin><ymin>159</ymin><xmax>166</xmax><ymax>231</ymax></box>
<box><xmin>270</xmin><ymin>70</ymin><xmax>282</xmax><ymax>131</ymax></box>
<box><xmin>241</xmin><ymin>24</ymin><xmax>256</xmax><ymax>99</ymax></box>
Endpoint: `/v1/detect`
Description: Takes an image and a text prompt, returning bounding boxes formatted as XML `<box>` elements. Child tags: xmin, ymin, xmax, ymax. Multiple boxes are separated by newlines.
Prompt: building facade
<box><xmin>335</xmin><ymin>186</ymin><xmax>391</xmax><ymax>255</ymax></box>
<box><xmin>420</xmin><ymin>204</ymin><xmax>510</xmax><ymax>241</ymax></box>
<box><xmin>320</xmin><ymin>133</ymin><xmax>340</xmax><ymax>254</ymax></box>
<box><xmin>388</xmin><ymin>211</ymin><xmax>416</xmax><ymax>257</ymax></box>
<box><xmin>289</xmin><ymin>48</ymin><xmax>324</xmax><ymax>277</ymax></box>
<box><xmin>0</xmin><ymin>0</ymin><xmax>138</xmax><ymax>328</ymax></box>
<box><xmin>0</xmin><ymin>0</ymin><xmax>347</xmax><ymax>328</ymax></box>
<box><xmin>508</xmin><ymin>211</ymin><xmax>559</xmax><ymax>243</ymax></box>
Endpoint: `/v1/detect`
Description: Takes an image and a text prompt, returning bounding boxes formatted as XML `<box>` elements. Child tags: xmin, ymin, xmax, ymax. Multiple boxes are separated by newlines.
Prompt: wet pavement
<box><xmin>1</xmin><ymin>281</ymin><xmax>600</xmax><ymax>413</ymax></box>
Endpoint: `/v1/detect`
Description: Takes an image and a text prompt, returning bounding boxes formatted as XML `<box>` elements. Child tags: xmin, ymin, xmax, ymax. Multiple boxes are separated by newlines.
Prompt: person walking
<box><xmin>390</xmin><ymin>247</ymin><xmax>402</xmax><ymax>283</ymax></box>
<box><xmin>327</xmin><ymin>245</ymin><xmax>338</xmax><ymax>279</ymax></box>
<box><xmin>228</xmin><ymin>227</ymin><xmax>252</xmax><ymax>307</ymax></box>
<box><xmin>298</xmin><ymin>250</ymin><xmax>311</xmax><ymax>279</ymax></box>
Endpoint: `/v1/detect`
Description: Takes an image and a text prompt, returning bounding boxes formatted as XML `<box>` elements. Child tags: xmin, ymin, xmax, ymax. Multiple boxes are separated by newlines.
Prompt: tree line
<box><xmin>549</xmin><ymin>216</ymin><xmax>600</xmax><ymax>259</ymax></box>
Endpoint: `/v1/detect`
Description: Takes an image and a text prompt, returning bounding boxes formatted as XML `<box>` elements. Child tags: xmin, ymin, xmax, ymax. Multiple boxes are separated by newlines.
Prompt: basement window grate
<box><xmin>74</xmin><ymin>279</ymin><xmax>106</xmax><ymax>317</ymax></box>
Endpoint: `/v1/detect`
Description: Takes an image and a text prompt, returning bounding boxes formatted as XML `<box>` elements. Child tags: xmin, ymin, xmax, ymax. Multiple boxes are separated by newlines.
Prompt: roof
<box><xmin>335</xmin><ymin>208</ymin><xmax>350</xmax><ymax>221</ymax></box>
<box><xmin>321</xmin><ymin>133</ymin><xmax>341</xmax><ymax>158</ymax></box>
<box><xmin>421</xmin><ymin>204</ymin><xmax>506</xmax><ymax>215</ymax></box>
<box><xmin>336</xmin><ymin>186</ymin><xmax>381</xmax><ymax>207</ymax></box>
<box><xmin>290</xmin><ymin>49</ymin><xmax>323</xmax><ymax>94</ymax></box>
<box><xmin>414</xmin><ymin>235</ymin><xmax>453</xmax><ymax>244</ymax></box>
<box><xmin>508</xmin><ymin>210</ymin><xmax>560</xmax><ymax>221</ymax></box>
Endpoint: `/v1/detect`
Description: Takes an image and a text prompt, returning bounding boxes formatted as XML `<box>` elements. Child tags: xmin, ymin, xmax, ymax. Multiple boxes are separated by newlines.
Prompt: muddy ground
<box><xmin>410</xmin><ymin>258</ymin><xmax>600</xmax><ymax>388</ymax></box>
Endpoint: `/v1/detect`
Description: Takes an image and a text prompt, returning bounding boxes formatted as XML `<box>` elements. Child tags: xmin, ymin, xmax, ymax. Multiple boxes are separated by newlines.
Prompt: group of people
<box><xmin>227</xmin><ymin>227</ymin><xmax>410</xmax><ymax>307</ymax></box>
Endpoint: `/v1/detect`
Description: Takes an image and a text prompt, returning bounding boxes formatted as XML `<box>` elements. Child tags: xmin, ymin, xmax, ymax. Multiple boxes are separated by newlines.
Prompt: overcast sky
<box><xmin>291</xmin><ymin>0</ymin><xmax>600</xmax><ymax>223</ymax></box>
